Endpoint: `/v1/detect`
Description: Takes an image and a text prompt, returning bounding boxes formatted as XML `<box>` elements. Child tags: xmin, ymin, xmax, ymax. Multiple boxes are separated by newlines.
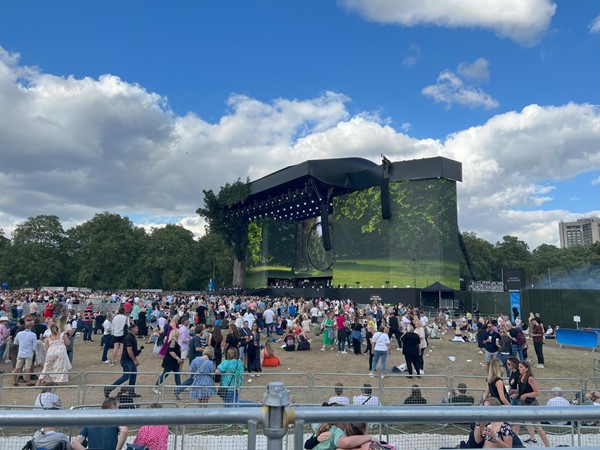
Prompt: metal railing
<box><xmin>1</xmin><ymin>382</ymin><xmax>600</xmax><ymax>449</ymax></box>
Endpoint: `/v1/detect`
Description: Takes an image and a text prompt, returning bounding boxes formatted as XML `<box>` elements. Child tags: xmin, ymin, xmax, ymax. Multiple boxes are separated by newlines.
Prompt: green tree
<box><xmin>146</xmin><ymin>224</ymin><xmax>199</xmax><ymax>290</ymax></box>
<box><xmin>0</xmin><ymin>229</ymin><xmax>11</xmax><ymax>285</ymax></box>
<box><xmin>494</xmin><ymin>235</ymin><xmax>532</xmax><ymax>282</ymax></box>
<box><xmin>460</xmin><ymin>232</ymin><xmax>497</xmax><ymax>281</ymax></box>
<box><xmin>197</xmin><ymin>179</ymin><xmax>250</xmax><ymax>287</ymax></box>
<box><xmin>69</xmin><ymin>212</ymin><xmax>148</xmax><ymax>290</ymax></box>
<box><xmin>197</xmin><ymin>232</ymin><xmax>234</xmax><ymax>290</ymax></box>
<box><xmin>10</xmin><ymin>215</ymin><xmax>67</xmax><ymax>288</ymax></box>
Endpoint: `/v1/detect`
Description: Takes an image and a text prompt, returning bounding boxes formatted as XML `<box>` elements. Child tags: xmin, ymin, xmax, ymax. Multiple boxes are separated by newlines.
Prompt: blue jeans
<box><xmin>174</xmin><ymin>375</ymin><xmax>194</xmax><ymax>395</ymax></box>
<box><xmin>371</xmin><ymin>350</ymin><xmax>388</xmax><ymax>373</ymax></box>
<box><xmin>499</xmin><ymin>352</ymin><xmax>510</xmax><ymax>374</ymax></box>
<box><xmin>222</xmin><ymin>387</ymin><xmax>239</xmax><ymax>407</ymax></box>
<box><xmin>157</xmin><ymin>368</ymin><xmax>181</xmax><ymax>387</ymax></box>
<box><xmin>101</xmin><ymin>335</ymin><xmax>111</xmax><ymax>362</ymax></box>
<box><xmin>106</xmin><ymin>359</ymin><xmax>137</xmax><ymax>396</ymax></box>
<box><xmin>511</xmin><ymin>344</ymin><xmax>524</xmax><ymax>361</ymax></box>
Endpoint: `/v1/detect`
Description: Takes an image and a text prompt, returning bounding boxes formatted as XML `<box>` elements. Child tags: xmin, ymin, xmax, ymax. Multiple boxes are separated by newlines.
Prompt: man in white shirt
<box><xmin>327</xmin><ymin>383</ymin><xmax>350</xmax><ymax>405</ymax></box>
<box><xmin>264</xmin><ymin>307</ymin><xmax>275</xmax><ymax>336</ymax></box>
<box><xmin>547</xmin><ymin>386</ymin><xmax>570</xmax><ymax>425</ymax></box>
<box><xmin>178</xmin><ymin>316</ymin><xmax>190</xmax><ymax>361</ymax></box>
<box><xmin>353</xmin><ymin>383</ymin><xmax>380</xmax><ymax>406</ymax></box>
<box><xmin>12</xmin><ymin>317</ymin><xmax>37</xmax><ymax>385</ymax></box>
<box><xmin>310</xmin><ymin>306</ymin><xmax>319</xmax><ymax>324</ymax></box>
<box><xmin>243</xmin><ymin>311</ymin><xmax>255</xmax><ymax>330</ymax></box>
<box><xmin>110</xmin><ymin>307</ymin><xmax>128</xmax><ymax>365</ymax></box>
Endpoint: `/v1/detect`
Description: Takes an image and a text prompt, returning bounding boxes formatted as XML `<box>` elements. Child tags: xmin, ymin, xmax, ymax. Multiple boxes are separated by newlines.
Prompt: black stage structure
<box><xmin>224</xmin><ymin>156</ymin><xmax>463</xmax><ymax>307</ymax></box>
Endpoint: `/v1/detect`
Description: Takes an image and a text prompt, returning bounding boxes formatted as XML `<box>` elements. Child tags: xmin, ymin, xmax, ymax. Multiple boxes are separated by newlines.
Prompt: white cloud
<box><xmin>592</xmin><ymin>176</ymin><xmax>600</xmax><ymax>186</ymax></box>
<box><xmin>590</xmin><ymin>15</ymin><xmax>600</xmax><ymax>33</ymax></box>
<box><xmin>457</xmin><ymin>57</ymin><xmax>490</xmax><ymax>82</ymax></box>
<box><xmin>422</xmin><ymin>69</ymin><xmax>499</xmax><ymax>109</ymax></box>
<box><xmin>402</xmin><ymin>44</ymin><xmax>422</xmax><ymax>68</ymax></box>
<box><xmin>340</xmin><ymin>0</ymin><xmax>556</xmax><ymax>45</ymax></box>
<box><xmin>1</xmin><ymin>47</ymin><xmax>600</xmax><ymax>250</ymax></box>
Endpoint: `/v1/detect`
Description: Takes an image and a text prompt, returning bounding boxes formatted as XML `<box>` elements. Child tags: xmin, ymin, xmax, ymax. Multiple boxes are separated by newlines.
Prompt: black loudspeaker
<box><xmin>381</xmin><ymin>178</ymin><xmax>391</xmax><ymax>220</ymax></box>
<box><xmin>320</xmin><ymin>204</ymin><xmax>332</xmax><ymax>251</ymax></box>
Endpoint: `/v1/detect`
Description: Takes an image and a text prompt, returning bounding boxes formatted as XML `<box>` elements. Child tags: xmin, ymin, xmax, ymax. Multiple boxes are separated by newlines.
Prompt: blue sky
<box><xmin>0</xmin><ymin>0</ymin><xmax>598</xmax><ymax>249</ymax></box>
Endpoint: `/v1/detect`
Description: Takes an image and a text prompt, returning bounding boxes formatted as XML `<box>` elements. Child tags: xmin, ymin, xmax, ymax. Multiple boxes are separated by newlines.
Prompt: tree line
<box><xmin>0</xmin><ymin>212</ymin><xmax>598</xmax><ymax>291</ymax></box>
<box><xmin>0</xmin><ymin>213</ymin><xmax>233</xmax><ymax>291</ymax></box>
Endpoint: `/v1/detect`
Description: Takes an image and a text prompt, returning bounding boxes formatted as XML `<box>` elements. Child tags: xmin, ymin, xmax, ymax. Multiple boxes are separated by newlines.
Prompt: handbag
<box><xmin>217</xmin><ymin>363</ymin><xmax>237</xmax><ymax>398</ymax></box>
<box><xmin>126</xmin><ymin>444</ymin><xmax>149</xmax><ymax>450</ymax></box>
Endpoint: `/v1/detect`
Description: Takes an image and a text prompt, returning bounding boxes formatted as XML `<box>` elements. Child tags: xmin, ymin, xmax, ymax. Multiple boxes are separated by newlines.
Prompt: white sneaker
<box><xmin>536</xmin><ymin>364</ymin><xmax>545</xmax><ymax>369</ymax></box>
<box><xmin>102</xmin><ymin>360</ymin><xmax>110</xmax><ymax>364</ymax></box>
<box><xmin>341</xmin><ymin>351</ymin><xmax>347</xmax><ymax>354</ymax></box>
<box><xmin>396</xmin><ymin>347</ymin><xmax>401</xmax><ymax>350</ymax></box>
<box><xmin>419</xmin><ymin>370</ymin><xmax>425</xmax><ymax>375</ymax></box>
<box><xmin>321</xmin><ymin>347</ymin><xmax>325</xmax><ymax>351</ymax></box>
<box><xmin>369</xmin><ymin>372</ymin><xmax>374</xmax><ymax>377</ymax></box>
<box><xmin>152</xmin><ymin>387</ymin><xmax>160</xmax><ymax>394</ymax></box>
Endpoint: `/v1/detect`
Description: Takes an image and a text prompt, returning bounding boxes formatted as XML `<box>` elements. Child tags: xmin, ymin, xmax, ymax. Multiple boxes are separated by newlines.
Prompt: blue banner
<box><xmin>509</xmin><ymin>291</ymin><xmax>521</xmax><ymax>322</ymax></box>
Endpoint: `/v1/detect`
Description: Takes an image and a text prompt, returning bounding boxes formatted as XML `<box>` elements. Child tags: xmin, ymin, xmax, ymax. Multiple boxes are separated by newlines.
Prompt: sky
<box><xmin>0</xmin><ymin>0</ymin><xmax>599</xmax><ymax>250</ymax></box>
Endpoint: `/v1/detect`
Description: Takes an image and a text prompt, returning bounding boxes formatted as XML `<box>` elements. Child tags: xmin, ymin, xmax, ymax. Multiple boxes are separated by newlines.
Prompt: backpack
<box><xmin>516</xmin><ymin>330</ymin><xmax>526</xmax><ymax>346</ymax></box>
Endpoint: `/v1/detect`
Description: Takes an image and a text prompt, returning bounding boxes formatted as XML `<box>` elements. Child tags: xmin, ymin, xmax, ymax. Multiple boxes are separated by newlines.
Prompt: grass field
<box><xmin>333</xmin><ymin>258</ymin><xmax>459</xmax><ymax>289</ymax></box>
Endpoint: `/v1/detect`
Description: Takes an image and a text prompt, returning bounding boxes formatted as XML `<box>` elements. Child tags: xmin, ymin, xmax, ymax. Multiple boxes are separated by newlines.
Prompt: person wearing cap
<box><xmin>546</xmin><ymin>386</ymin><xmax>570</xmax><ymax>425</ymax></box>
<box><xmin>450</xmin><ymin>383</ymin><xmax>475</xmax><ymax>405</ymax></box>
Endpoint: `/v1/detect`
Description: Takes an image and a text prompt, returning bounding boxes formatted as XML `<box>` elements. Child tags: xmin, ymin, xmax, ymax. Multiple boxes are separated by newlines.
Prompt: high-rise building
<box><xmin>559</xmin><ymin>218</ymin><xmax>600</xmax><ymax>248</ymax></box>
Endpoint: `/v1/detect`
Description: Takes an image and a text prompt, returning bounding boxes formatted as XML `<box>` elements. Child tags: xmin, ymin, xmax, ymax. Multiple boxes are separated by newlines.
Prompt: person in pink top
<box><xmin>133</xmin><ymin>403</ymin><xmax>169</xmax><ymax>450</ymax></box>
<box><xmin>336</xmin><ymin>312</ymin><xmax>348</xmax><ymax>354</ymax></box>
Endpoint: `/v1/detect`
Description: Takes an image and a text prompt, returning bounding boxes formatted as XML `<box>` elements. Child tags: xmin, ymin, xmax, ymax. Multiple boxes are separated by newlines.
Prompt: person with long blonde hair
<box><xmin>37</xmin><ymin>323</ymin><xmax>71</xmax><ymax>385</ymax></box>
<box><xmin>483</xmin><ymin>360</ymin><xmax>510</xmax><ymax>405</ymax></box>
<box><xmin>154</xmin><ymin>328</ymin><xmax>183</xmax><ymax>396</ymax></box>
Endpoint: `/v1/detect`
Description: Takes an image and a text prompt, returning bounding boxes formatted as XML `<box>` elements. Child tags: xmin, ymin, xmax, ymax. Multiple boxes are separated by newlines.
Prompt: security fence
<box><xmin>1</xmin><ymin>382</ymin><xmax>600</xmax><ymax>449</ymax></box>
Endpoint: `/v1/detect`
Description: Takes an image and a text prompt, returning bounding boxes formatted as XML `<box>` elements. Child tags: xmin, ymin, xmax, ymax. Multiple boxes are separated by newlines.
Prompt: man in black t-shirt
<box><xmin>196</xmin><ymin>301</ymin><xmax>207</xmax><ymax>325</ymax></box>
<box><xmin>483</xmin><ymin>322</ymin><xmax>500</xmax><ymax>370</ymax></box>
<box><xmin>104</xmin><ymin>323</ymin><xmax>141</xmax><ymax>398</ymax></box>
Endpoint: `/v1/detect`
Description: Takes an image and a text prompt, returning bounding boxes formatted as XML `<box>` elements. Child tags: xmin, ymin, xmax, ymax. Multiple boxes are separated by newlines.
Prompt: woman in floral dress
<box><xmin>37</xmin><ymin>324</ymin><xmax>71</xmax><ymax>384</ymax></box>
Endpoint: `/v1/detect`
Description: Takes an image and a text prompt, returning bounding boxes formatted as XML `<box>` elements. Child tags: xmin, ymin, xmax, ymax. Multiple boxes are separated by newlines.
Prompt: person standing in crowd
<box><xmin>101</xmin><ymin>311</ymin><xmax>113</xmax><ymax>364</ymax></box>
<box><xmin>264</xmin><ymin>305</ymin><xmax>275</xmax><ymax>337</ymax></box>
<box><xmin>388</xmin><ymin>312</ymin><xmax>402</xmax><ymax>350</ymax></box>
<box><xmin>483</xmin><ymin>360</ymin><xmax>510</xmax><ymax>406</ymax></box>
<box><xmin>225</xmin><ymin>323</ymin><xmax>241</xmax><ymax>354</ymax></box>
<box><xmin>37</xmin><ymin>323</ymin><xmax>71</xmax><ymax>385</ymax></box>
<box><xmin>0</xmin><ymin>316</ymin><xmax>10</xmax><ymax>373</ymax></box>
<box><xmin>530</xmin><ymin>317</ymin><xmax>545</xmax><ymax>368</ymax></box>
<box><xmin>506</xmin><ymin>356</ymin><xmax>521</xmax><ymax>406</ymax></box>
<box><xmin>483</xmin><ymin>322</ymin><xmax>500</xmax><ymax>370</ymax></box>
<box><xmin>189</xmin><ymin>347</ymin><xmax>217</xmax><ymax>407</ymax></box>
<box><xmin>336</xmin><ymin>311</ymin><xmax>348</xmax><ymax>354</ymax></box>
<box><xmin>513</xmin><ymin>361</ymin><xmax>550</xmax><ymax>446</ymax></box>
<box><xmin>246</xmin><ymin>322</ymin><xmax>261</xmax><ymax>375</ymax></box>
<box><xmin>137</xmin><ymin>302</ymin><xmax>148</xmax><ymax>338</ymax></box>
<box><xmin>321</xmin><ymin>312</ymin><xmax>335</xmax><ymax>351</ymax></box>
<box><xmin>82</xmin><ymin>302</ymin><xmax>94</xmax><ymax>342</ymax></box>
<box><xmin>110</xmin><ymin>307</ymin><xmax>128</xmax><ymax>366</ymax></box>
<box><xmin>349</xmin><ymin>316</ymin><xmax>363</xmax><ymax>355</ymax></box>
<box><xmin>414</xmin><ymin>318</ymin><xmax>427</xmax><ymax>375</ymax></box>
<box><xmin>12</xmin><ymin>316</ymin><xmax>36</xmax><ymax>386</ymax></box>
<box><xmin>211</xmin><ymin>324</ymin><xmax>224</xmax><ymax>369</ymax></box>
<box><xmin>178</xmin><ymin>316</ymin><xmax>191</xmax><ymax>362</ymax></box>
<box><xmin>401</xmin><ymin>324</ymin><xmax>421</xmax><ymax>378</ymax></box>
<box><xmin>105</xmin><ymin>322</ymin><xmax>141</xmax><ymax>398</ymax></box>
<box><xmin>154</xmin><ymin>328</ymin><xmax>183</xmax><ymax>397</ymax></box>
<box><xmin>239</xmin><ymin>320</ymin><xmax>252</xmax><ymax>366</ymax></box>
<box><xmin>508</xmin><ymin>322</ymin><xmax>525</xmax><ymax>361</ymax></box>
<box><xmin>370</xmin><ymin>324</ymin><xmax>391</xmax><ymax>377</ymax></box>
<box><xmin>216</xmin><ymin>347</ymin><xmax>244</xmax><ymax>406</ymax></box>
<box><xmin>72</xmin><ymin>397</ymin><xmax>128</xmax><ymax>450</ymax></box>
<box><xmin>497</xmin><ymin>329</ymin><xmax>512</xmax><ymax>374</ymax></box>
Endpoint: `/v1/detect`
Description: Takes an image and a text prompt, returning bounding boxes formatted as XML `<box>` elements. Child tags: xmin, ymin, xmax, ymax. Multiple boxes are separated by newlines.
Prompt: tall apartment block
<box><xmin>559</xmin><ymin>217</ymin><xmax>600</xmax><ymax>248</ymax></box>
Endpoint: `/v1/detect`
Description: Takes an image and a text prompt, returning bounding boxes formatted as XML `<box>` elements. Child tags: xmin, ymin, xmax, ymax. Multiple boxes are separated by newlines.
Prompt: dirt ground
<box><xmin>1</xmin><ymin>327</ymin><xmax>597</xmax><ymax>409</ymax></box>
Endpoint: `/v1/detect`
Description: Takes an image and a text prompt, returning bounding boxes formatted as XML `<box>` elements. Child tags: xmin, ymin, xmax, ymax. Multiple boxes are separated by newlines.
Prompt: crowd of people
<box><xmin>0</xmin><ymin>289</ymin><xmax>590</xmax><ymax>449</ymax></box>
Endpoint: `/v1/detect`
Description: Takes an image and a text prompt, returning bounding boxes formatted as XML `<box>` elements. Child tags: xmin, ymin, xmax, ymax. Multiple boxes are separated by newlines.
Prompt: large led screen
<box><xmin>333</xmin><ymin>178</ymin><xmax>460</xmax><ymax>289</ymax></box>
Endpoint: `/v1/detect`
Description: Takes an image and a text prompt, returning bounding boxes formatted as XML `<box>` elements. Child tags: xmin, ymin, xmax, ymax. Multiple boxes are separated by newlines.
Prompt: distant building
<box><xmin>559</xmin><ymin>218</ymin><xmax>600</xmax><ymax>248</ymax></box>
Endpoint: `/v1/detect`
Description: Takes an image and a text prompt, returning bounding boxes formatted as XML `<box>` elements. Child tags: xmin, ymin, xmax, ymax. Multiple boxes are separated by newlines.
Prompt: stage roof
<box><xmin>226</xmin><ymin>156</ymin><xmax>461</xmax><ymax>222</ymax></box>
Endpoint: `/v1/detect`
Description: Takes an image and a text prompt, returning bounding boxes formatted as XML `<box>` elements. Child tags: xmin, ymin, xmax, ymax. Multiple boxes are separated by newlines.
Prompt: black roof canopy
<box><xmin>226</xmin><ymin>156</ymin><xmax>461</xmax><ymax>222</ymax></box>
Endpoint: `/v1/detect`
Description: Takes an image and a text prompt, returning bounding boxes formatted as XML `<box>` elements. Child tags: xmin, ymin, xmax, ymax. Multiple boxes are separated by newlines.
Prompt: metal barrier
<box><xmin>82</xmin><ymin>370</ymin><xmax>162</xmax><ymax>404</ymax></box>
<box><xmin>1</xmin><ymin>382</ymin><xmax>600</xmax><ymax>449</ymax></box>
<box><xmin>0</xmin><ymin>371</ymin><xmax>82</xmax><ymax>407</ymax></box>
